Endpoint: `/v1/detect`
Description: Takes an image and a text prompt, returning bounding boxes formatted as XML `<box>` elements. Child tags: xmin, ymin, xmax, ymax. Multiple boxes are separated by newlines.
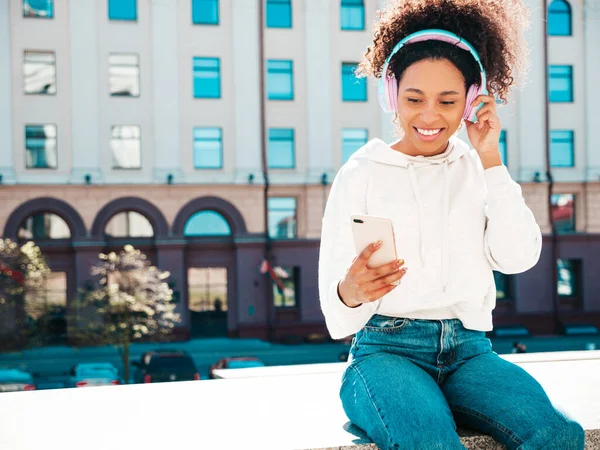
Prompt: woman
<box><xmin>318</xmin><ymin>1</ymin><xmax>585</xmax><ymax>449</ymax></box>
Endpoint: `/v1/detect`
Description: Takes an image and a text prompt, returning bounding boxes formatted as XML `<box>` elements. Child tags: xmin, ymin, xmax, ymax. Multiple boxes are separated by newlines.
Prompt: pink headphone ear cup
<box><xmin>463</xmin><ymin>84</ymin><xmax>484</xmax><ymax>122</ymax></box>
<box><xmin>463</xmin><ymin>85</ymin><xmax>478</xmax><ymax>121</ymax></box>
<box><xmin>386</xmin><ymin>75</ymin><xmax>399</xmax><ymax>112</ymax></box>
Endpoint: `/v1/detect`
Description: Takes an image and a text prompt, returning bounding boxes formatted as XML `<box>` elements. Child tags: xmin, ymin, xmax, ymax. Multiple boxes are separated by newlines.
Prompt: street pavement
<box><xmin>0</xmin><ymin>334</ymin><xmax>598</xmax><ymax>390</ymax></box>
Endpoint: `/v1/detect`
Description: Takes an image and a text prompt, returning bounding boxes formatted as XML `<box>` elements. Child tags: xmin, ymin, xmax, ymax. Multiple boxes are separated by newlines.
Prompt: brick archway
<box><xmin>3</xmin><ymin>197</ymin><xmax>87</xmax><ymax>239</ymax></box>
<box><xmin>91</xmin><ymin>197</ymin><xmax>169</xmax><ymax>238</ymax></box>
<box><xmin>172</xmin><ymin>196</ymin><xmax>248</xmax><ymax>236</ymax></box>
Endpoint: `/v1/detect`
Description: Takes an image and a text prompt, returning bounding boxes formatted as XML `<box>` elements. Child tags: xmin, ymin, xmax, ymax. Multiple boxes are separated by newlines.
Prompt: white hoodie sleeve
<box><xmin>318</xmin><ymin>162</ymin><xmax>381</xmax><ymax>340</ymax></box>
<box><xmin>483</xmin><ymin>165</ymin><xmax>543</xmax><ymax>274</ymax></box>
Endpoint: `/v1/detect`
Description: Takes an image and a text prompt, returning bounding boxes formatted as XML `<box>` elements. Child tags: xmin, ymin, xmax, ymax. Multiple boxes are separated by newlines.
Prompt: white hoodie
<box><xmin>318</xmin><ymin>136</ymin><xmax>542</xmax><ymax>340</ymax></box>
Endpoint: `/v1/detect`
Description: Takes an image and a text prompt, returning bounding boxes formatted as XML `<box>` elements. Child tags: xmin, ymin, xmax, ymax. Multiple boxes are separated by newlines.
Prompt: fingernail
<box><xmin>373</xmin><ymin>240</ymin><xmax>382</xmax><ymax>248</ymax></box>
<box><xmin>396</xmin><ymin>259</ymin><xmax>404</xmax><ymax>267</ymax></box>
<box><xmin>402</xmin><ymin>267</ymin><xmax>408</xmax><ymax>273</ymax></box>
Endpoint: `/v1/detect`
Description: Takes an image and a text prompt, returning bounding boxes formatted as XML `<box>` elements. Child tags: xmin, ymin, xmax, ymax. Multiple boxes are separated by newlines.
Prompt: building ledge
<box><xmin>0</xmin><ymin>351</ymin><xmax>598</xmax><ymax>449</ymax></box>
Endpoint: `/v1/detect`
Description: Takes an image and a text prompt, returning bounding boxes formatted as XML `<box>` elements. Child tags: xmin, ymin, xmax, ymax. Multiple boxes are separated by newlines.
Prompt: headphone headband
<box><xmin>380</xmin><ymin>29</ymin><xmax>487</xmax><ymax>90</ymax></box>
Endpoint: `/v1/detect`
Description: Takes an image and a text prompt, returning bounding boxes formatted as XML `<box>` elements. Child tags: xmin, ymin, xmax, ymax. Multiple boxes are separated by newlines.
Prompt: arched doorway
<box><xmin>3</xmin><ymin>198</ymin><xmax>86</xmax><ymax>347</ymax></box>
<box><xmin>184</xmin><ymin>210</ymin><xmax>231</xmax><ymax>338</ymax></box>
<box><xmin>173</xmin><ymin>197</ymin><xmax>247</xmax><ymax>339</ymax></box>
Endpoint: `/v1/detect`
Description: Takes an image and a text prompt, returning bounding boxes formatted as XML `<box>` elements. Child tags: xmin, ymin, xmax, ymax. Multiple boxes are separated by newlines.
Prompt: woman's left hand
<box><xmin>465</xmin><ymin>94</ymin><xmax>502</xmax><ymax>155</ymax></box>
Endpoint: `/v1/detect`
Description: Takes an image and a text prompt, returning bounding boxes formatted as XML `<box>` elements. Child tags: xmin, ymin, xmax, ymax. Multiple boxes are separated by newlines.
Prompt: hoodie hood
<box><xmin>350</xmin><ymin>135</ymin><xmax>469</xmax><ymax>167</ymax></box>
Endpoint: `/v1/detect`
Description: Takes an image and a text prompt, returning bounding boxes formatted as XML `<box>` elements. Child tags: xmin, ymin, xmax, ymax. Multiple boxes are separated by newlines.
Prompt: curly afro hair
<box><xmin>357</xmin><ymin>0</ymin><xmax>530</xmax><ymax>102</ymax></box>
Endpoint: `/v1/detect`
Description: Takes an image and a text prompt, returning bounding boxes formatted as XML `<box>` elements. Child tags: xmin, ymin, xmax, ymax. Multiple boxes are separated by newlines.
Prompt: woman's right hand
<box><xmin>338</xmin><ymin>241</ymin><xmax>408</xmax><ymax>308</ymax></box>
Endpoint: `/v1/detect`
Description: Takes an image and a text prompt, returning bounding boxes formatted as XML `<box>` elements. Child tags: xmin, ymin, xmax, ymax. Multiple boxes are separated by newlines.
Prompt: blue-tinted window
<box><xmin>184</xmin><ymin>210</ymin><xmax>231</xmax><ymax>236</ymax></box>
<box><xmin>342</xmin><ymin>128</ymin><xmax>368</xmax><ymax>163</ymax></box>
<box><xmin>266</xmin><ymin>0</ymin><xmax>291</xmax><ymax>28</ymax></box>
<box><xmin>194</xmin><ymin>127</ymin><xmax>223</xmax><ymax>169</ymax></box>
<box><xmin>551</xmin><ymin>193</ymin><xmax>575</xmax><ymax>233</ymax></box>
<box><xmin>108</xmin><ymin>0</ymin><xmax>137</xmax><ymax>21</ymax></box>
<box><xmin>342</xmin><ymin>63</ymin><xmax>367</xmax><ymax>102</ymax></box>
<box><xmin>499</xmin><ymin>130</ymin><xmax>507</xmax><ymax>165</ymax></box>
<box><xmin>25</xmin><ymin>124</ymin><xmax>57</xmax><ymax>169</ymax></box>
<box><xmin>557</xmin><ymin>259</ymin><xmax>580</xmax><ymax>297</ymax></box>
<box><xmin>550</xmin><ymin>130</ymin><xmax>574</xmax><ymax>167</ymax></box>
<box><xmin>193</xmin><ymin>57</ymin><xmax>221</xmax><ymax>98</ymax></box>
<box><xmin>267</xmin><ymin>60</ymin><xmax>294</xmax><ymax>100</ymax></box>
<box><xmin>493</xmin><ymin>271</ymin><xmax>511</xmax><ymax>301</ymax></box>
<box><xmin>340</xmin><ymin>0</ymin><xmax>364</xmax><ymax>31</ymax></box>
<box><xmin>192</xmin><ymin>0</ymin><xmax>219</xmax><ymax>25</ymax></box>
<box><xmin>268</xmin><ymin>128</ymin><xmax>295</xmax><ymax>169</ymax></box>
<box><xmin>548</xmin><ymin>0</ymin><xmax>571</xmax><ymax>36</ymax></box>
<box><xmin>268</xmin><ymin>197</ymin><xmax>296</xmax><ymax>239</ymax></box>
<box><xmin>23</xmin><ymin>0</ymin><xmax>53</xmax><ymax>18</ymax></box>
<box><xmin>549</xmin><ymin>65</ymin><xmax>573</xmax><ymax>102</ymax></box>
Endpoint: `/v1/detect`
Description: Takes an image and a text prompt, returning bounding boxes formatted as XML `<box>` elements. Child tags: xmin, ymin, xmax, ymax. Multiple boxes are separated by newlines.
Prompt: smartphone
<box><xmin>350</xmin><ymin>214</ymin><xmax>399</xmax><ymax>278</ymax></box>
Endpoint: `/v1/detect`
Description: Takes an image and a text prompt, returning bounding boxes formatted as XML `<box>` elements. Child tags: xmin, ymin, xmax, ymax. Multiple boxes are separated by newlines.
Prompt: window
<box><xmin>109</xmin><ymin>53</ymin><xmax>140</xmax><ymax>97</ymax></box>
<box><xmin>188</xmin><ymin>268</ymin><xmax>228</xmax><ymax>313</ymax></box>
<box><xmin>25</xmin><ymin>272</ymin><xmax>68</xmax><ymax>340</ymax></box>
<box><xmin>18</xmin><ymin>213</ymin><xmax>70</xmax><ymax>240</ymax></box>
<box><xmin>23</xmin><ymin>0</ymin><xmax>53</xmax><ymax>18</ymax></box>
<box><xmin>193</xmin><ymin>57</ymin><xmax>221</xmax><ymax>98</ymax></box>
<box><xmin>111</xmin><ymin>125</ymin><xmax>141</xmax><ymax>169</ymax></box>
<box><xmin>268</xmin><ymin>128</ymin><xmax>295</xmax><ymax>169</ymax></box>
<box><xmin>493</xmin><ymin>271</ymin><xmax>511</xmax><ymax>301</ymax></box>
<box><xmin>24</xmin><ymin>51</ymin><xmax>56</xmax><ymax>95</ymax></box>
<box><xmin>340</xmin><ymin>0</ymin><xmax>364</xmax><ymax>31</ymax></box>
<box><xmin>498</xmin><ymin>130</ymin><xmax>507</xmax><ymax>165</ymax></box>
<box><xmin>193</xmin><ymin>128</ymin><xmax>223</xmax><ymax>169</ymax></box>
<box><xmin>105</xmin><ymin>211</ymin><xmax>153</xmax><ymax>237</ymax></box>
<box><xmin>342</xmin><ymin>128</ymin><xmax>368</xmax><ymax>163</ymax></box>
<box><xmin>108</xmin><ymin>0</ymin><xmax>137</xmax><ymax>21</ymax></box>
<box><xmin>268</xmin><ymin>197</ymin><xmax>297</xmax><ymax>239</ymax></box>
<box><xmin>557</xmin><ymin>259</ymin><xmax>582</xmax><ymax>308</ymax></box>
<box><xmin>266</xmin><ymin>0</ymin><xmax>292</xmax><ymax>28</ymax></box>
<box><xmin>551</xmin><ymin>194</ymin><xmax>575</xmax><ymax>233</ymax></box>
<box><xmin>184</xmin><ymin>210</ymin><xmax>231</xmax><ymax>236</ymax></box>
<box><xmin>342</xmin><ymin>63</ymin><xmax>367</xmax><ymax>102</ymax></box>
<box><xmin>548</xmin><ymin>0</ymin><xmax>571</xmax><ymax>36</ymax></box>
<box><xmin>267</xmin><ymin>60</ymin><xmax>294</xmax><ymax>100</ymax></box>
<box><xmin>192</xmin><ymin>0</ymin><xmax>219</xmax><ymax>25</ymax></box>
<box><xmin>25</xmin><ymin>125</ymin><xmax>57</xmax><ymax>169</ymax></box>
<box><xmin>550</xmin><ymin>130</ymin><xmax>574</xmax><ymax>167</ymax></box>
<box><xmin>273</xmin><ymin>267</ymin><xmax>299</xmax><ymax>308</ymax></box>
<box><xmin>549</xmin><ymin>65</ymin><xmax>573</xmax><ymax>102</ymax></box>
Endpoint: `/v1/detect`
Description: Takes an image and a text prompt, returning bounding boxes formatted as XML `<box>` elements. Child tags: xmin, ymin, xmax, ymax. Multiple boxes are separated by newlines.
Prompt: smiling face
<box><xmin>392</xmin><ymin>58</ymin><xmax>467</xmax><ymax>157</ymax></box>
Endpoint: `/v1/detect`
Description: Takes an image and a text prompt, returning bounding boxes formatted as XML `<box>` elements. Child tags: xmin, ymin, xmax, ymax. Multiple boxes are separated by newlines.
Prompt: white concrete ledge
<box><xmin>0</xmin><ymin>352</ymin><xmax>598</xmax><ymax>450</ymax></box>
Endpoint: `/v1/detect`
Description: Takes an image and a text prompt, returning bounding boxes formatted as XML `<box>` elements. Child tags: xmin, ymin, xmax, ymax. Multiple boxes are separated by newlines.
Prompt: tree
<box><xmin>74</xmin><ymin>245</ymin><xmax>180</xmax><ymax>383</ymax></box>
<box><xmin>0</xmin><ymin>239</ymin><xmax>50</xmax><ymax>351</ymax></box>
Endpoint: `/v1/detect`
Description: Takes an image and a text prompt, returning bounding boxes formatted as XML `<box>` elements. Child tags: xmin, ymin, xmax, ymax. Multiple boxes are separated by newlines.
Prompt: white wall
<box><xmin>0</xmin><ymin>0</ymin><xmax>15</xmax><ymax>183</ymax></box>
<box><xmin>6</xmin><ymin>0</ymin><xmax>598</xmax><ymax>185</ymax></box>
<box><xmin>69</xmin><ymin>0</ymin><xmax>101</xmax><ymax>184</ymax></box>
<box><xmin>11</xmin><ymin>0</ymin><xmax>72</xmax><ymax>184</ymax></box>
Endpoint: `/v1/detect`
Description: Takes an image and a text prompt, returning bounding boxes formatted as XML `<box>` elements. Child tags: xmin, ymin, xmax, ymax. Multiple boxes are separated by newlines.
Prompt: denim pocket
<box><xmin>363</xmin><ymin>314</ymin><xmax>410</xmax><ymax>333</ymax></box>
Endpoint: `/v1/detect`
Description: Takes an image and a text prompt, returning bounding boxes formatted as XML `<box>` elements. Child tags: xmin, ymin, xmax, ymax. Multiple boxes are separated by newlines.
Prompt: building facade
<box><xmin>0</xmin><ymin>0</ymin><xmax>599</xmax><ymax>346</ymax></box>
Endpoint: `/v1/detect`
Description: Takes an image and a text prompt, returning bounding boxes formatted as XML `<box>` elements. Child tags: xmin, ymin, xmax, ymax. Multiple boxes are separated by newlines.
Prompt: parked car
<box><xmin>132</xmin><ymin>350</ymin><xmax>200</xmax><ymax>384</ymax></box>
<box><xmin>69</xmin><ymin>362</ymin><xmax>122</xmax><ymax>388</ymax></box>
<box><xmin>0</xmin><ymin>368</ymin><xmax>36</xmax><ymax>392</ymax></box>
<box><xmin>209</xmin><ymin>356</ymin><xmax>265</xmax><ymax>379</ymax></box>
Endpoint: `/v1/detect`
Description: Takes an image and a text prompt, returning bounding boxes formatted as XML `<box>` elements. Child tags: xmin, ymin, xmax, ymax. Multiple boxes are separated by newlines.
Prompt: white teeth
<box><xmin>416</xmin><ymin>128</ymin><xmax>441</xmax><ymax>136</ymax></box>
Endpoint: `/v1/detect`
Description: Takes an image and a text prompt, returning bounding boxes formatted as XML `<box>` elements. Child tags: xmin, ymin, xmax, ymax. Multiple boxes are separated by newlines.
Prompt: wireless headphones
<box><xmin>377</xmin><ymin>29</ymin><xmax>488</xmax><ymax>123</ymax></box>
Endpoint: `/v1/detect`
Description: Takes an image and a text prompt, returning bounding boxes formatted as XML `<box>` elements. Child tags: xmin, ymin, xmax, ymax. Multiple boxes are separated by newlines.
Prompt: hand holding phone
<box><xmin>337</xmin><ymin>215</ymin><xmax>408</xmax><ymax>308</ymax></box>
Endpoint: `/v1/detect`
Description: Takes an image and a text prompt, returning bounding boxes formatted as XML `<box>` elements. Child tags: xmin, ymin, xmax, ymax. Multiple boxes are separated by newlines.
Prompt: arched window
<box><xmin>184</xmin><ymin>210</ymin><xmax>231</xmax><ymax>237</ymax></box>
<box><xmin>18</xmin><ymin>213</ymin><xmax>70</xmax><ymax>240</ymax></box>
<box><xmin>105</xmin><ymin>211</ymin><xmax>154</xmax><ymax>238</ymax></box>
<box><xmin>548</xmin><ymin>0</ymin><xmax>572</xmax><ymax>36</ymax></box>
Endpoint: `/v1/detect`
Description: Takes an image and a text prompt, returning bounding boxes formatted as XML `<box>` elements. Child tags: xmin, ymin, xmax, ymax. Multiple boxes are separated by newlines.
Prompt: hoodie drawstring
<box><xmin>407</xmin><ymin>163</ymin><xmax>425</xmax><ymax>269</ymax></box>
<box><xmin>407</xmin><ymin>160</ymin><xmax>451</xmax><ymax>292</ymax></box>
<box><xmin>442</xmin><ymin>161</ymin><xmax>450</xmax><ymax>292</ymax></box>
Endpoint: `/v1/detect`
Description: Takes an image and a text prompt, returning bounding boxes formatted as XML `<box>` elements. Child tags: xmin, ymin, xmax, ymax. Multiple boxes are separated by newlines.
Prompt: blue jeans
<box><xmin>340</xmin><ymin>315</ymin><xmax>585</xmax><ymax>450</ymax></box>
